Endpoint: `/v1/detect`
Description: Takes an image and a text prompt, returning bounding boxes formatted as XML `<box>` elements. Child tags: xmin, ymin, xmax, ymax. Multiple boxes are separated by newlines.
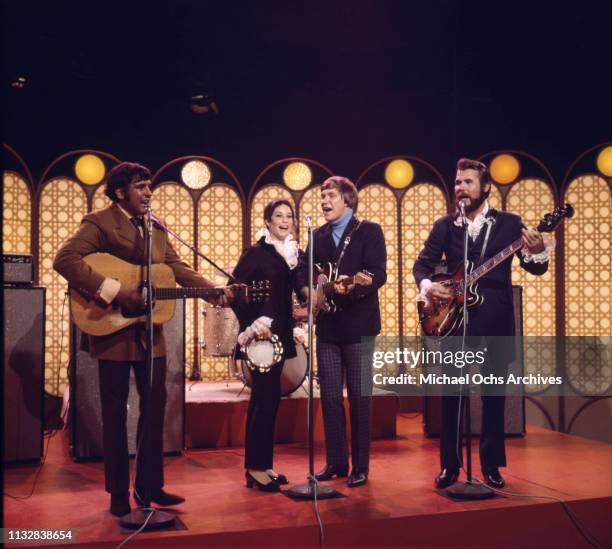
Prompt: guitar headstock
<box><xmin>354</xmin><ymin>271</ymin><xmax>373</xmax><ymax>287</ymax></box>
<box><xmin>245</xmin><ymin>280</ymin><xmax>271</xmax><ymax>303</ymax></box>
<box><xmin>537</xmin><ymin>203</ymin><xmax>575</xmax><ymax>233</ymax></box>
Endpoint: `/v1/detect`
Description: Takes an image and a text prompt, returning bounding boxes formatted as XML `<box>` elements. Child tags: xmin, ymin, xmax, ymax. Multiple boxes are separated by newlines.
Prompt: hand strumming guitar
<box><xmin>424</xmin><ymin>282</ymin><xmax>453</xmax><ymax>310</ymax></box>
<box><xmin>333</xmin><ymin>274</ymin><xmax>355</xmax><ymax>295</ymax></box>
<box><xmin>114</xmin><ymin>283</ymin><xmax>145</xmax><ymax>312</ymax></box>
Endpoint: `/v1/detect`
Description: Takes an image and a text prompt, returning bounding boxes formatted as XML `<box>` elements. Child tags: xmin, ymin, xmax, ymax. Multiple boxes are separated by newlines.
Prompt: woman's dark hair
<box><xmin>104</xmin><ymin>162</ymin><xmax>152</xmax><ymax>201</ymax></box>
<box><xmin>263</xmin><ymin>199</ymin><xmax>295</xmax><ymax>222</ymax></box>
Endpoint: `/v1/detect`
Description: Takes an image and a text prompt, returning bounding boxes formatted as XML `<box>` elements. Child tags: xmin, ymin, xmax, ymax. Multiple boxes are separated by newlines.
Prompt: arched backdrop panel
<box><xmin>151</xmin><ymin>182</ymin><xmax>198</xmax><ymax>378</ymax></box>
<box><xmin>400</xmin><ymin>183</ymin><xmax>448</xmax><ymax>336</ymax></box>
<box><xmin>198</xmin><ymin>184</ymin><xmax>244</xmax><ymax>381</ymax></box>
<box><xmin>357</xmin><ymin>184</ymin><xmax>400</xmax><ymax>337</ymax></box>
<box><xmin>506</xmin><ymin>178</ymin><xmax>557</xmax><ymax>392</ymax></box>
<box><xmin>563</xmin><ymin>174</ymin><xmax>611</xmax><ymax>396</ymax></box>
<box><xmin>3</xmin><ymin>171</ymin><xmax>32</xmax><ymax>254</ymax></box>
<box><xmin>38</xmin><ymin>178</ymin><xmax>88</xmax><ymax>396</ymax></box>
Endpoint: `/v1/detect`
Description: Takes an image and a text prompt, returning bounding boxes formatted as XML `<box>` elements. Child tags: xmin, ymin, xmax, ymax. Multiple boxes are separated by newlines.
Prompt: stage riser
<box><xmin>186</xmin><ymin>395</ymin><xmax>398</xmax><ymax>449</ymax></box>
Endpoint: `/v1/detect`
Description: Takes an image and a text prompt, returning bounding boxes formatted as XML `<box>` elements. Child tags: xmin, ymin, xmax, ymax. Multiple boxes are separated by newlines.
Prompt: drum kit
<box><xmin>202</xmin><ymin>303</ymin><xmax>308</xmax><ymax>397</ymax></box>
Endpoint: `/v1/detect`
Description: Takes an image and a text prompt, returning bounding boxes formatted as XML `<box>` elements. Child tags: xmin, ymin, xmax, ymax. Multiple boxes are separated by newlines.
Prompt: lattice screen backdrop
<box><xmin>151</xmin><ymin>183</ymin><xmax>197</xmax><ymax>378</ymax></box>
<box><xmin>297</xmin><ymin>186</ymin><xmax>327</xmax><ymax>249</ymax></box>
<box><xmin>357</xmin><ymin>184</ymin><xmax>400</xmax><ymax>337</ymax></box>
<box><xmin>2</xmin><ymin>172</ymin><xmax>32</xmax><ymax>254</ymax></box>
<box><xmin>198</xmin><ymin>184</ymin><xmax>244</xmax><ymax>380</ymax></box>
<box><xmin>400</xmin><ymin>183</ymin><xmax>448</xmax><ymax>336</ymax></box>
<box><xmin>92</xmin><ymin>184</ymin><xmax>111</xmax><ymax>211</ymax></box>
<box><xmin>506</xmin><ymin>178</ymin><xmax>557</xmax><ymax>392</ymax></box>
<box><xmin>564</xmin><ymin>175</ymin><xmax>611</xmax><ymax>395</ymax></box>
<box><xmin>487</xmin><ymin>184</ymin><xmax>503</xmax><ymax>211</ymax></box>
<box><xmin>39</xmin><ymin>178</ymin><xmax>88</xmax><ymax>396</ymax></box>
<box><xmin>250</xmin><ymin>185</ymin><xmax>294</xmax><ymax>243</ymax></box>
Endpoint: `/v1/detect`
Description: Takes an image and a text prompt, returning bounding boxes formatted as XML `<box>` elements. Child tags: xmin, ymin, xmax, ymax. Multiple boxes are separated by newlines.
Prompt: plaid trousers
<box><xmin>316</xmin><ymin>340</ymin><xmax>374</xmax><ymax>470</ymax></box>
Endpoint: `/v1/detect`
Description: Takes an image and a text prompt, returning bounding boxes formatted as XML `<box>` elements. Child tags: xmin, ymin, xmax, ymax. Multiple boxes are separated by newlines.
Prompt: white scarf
<box><xmin>255</xmin><ymin>227</ymin><xmax>299</xmax><ymax>270</ymax></box>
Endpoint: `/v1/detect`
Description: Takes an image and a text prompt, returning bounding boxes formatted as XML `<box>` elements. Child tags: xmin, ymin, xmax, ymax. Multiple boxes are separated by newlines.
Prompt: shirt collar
<box><xmin>454</xmin><ymin>201</ymin><xmax>490</xmax><ymax>239</ymax></box>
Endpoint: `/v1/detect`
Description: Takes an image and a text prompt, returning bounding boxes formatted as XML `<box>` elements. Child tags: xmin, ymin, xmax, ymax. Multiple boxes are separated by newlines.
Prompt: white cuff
<box><xmin>417</xmin><ymin>279</ymin><xmax>432</xmax><ymax>303</ymax></box>
<box><xmin>98</xmin><ymin>278</ymin><xmax>121</xmax><ymax>304</ymax></box>
<box><xmin>522</xmin><ymin>238</ymin><xmax>555</xmax><ymax>264</ymax></box>
<box><xmin>251</xmin><ymin>316</ymin><xmax>273</xmax><ymax>336</ymax></box>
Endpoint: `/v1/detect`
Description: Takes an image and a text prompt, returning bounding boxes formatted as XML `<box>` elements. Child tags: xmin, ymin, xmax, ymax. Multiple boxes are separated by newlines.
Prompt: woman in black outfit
<box><xmin>231</xmin><ymin>199</ymin><xmax>303</xmax><ymax>492</ymax></box>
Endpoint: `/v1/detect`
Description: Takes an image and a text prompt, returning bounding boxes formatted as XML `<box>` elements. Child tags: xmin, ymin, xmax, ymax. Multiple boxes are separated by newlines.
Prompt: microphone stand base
<box><xmin>446</xmin><ymin>481</ymin><xmax>494</xmax><ymax>500</ymax></box>
<box><xmin>120</xmin><ymin>508</ymin><xmax>176</xmax><ymax>530</ymax></box>
<box><xmin>286</xmin><ymin>480</ymin><xmax>344</xmax><ymax>500</ymax></box>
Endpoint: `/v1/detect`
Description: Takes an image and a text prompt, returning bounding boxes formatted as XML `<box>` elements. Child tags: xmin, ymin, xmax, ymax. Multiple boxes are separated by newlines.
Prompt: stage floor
<box><xmin>4</xmin><ymin>414</ymin><xmax>612</xmax><ymax>548</ymax></box>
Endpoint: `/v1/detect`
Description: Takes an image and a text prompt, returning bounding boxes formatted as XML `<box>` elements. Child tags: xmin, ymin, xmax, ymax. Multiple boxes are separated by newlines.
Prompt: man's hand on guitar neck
<box><xmin>333</xmin><ymin>275</ymin><xmax>355</xmax><ymax>295</ymax></box>
<box><xmin>521</xmin><ymin>228</ymin><xmax>545</xmax><ymax>254</ymax></box>
<box><xmin>206</xmin><ymin>284</ymin><xmax>238</xmax><ymax>307</ymax></box>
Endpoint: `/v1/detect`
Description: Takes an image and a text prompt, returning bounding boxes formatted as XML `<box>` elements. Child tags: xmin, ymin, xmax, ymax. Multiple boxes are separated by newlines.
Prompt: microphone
<box><xmin>458</xmin><ymin>199</ymin><xmax>467</xmax><ymax>216</ymax></box>
<box><xmin>305</xmin><ymin>215</ymin><xmax>313</xmax><ymax>228</ymax></box>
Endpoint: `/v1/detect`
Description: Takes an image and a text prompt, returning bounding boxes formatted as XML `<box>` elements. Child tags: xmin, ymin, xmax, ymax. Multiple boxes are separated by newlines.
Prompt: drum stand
<box><xmin>287</xmin><ymin>217</ymin><xmax>343</xmax><ymax>500</ymax></box>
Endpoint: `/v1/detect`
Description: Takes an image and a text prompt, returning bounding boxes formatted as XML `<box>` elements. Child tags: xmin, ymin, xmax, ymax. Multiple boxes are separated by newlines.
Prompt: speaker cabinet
<box><xmin>424</xmin><ymin>286</ymin><xmax>525</xmax><ymax>437</ymax></box>
<box><xmin>3</xmin><ymin>286</ymin><xmax>45</xmax><ymax>462</ymax></box>
<box><xmin>70</xmin><ymin>299</ymin><xmax>186</xmax><ymax>460</ymax></box>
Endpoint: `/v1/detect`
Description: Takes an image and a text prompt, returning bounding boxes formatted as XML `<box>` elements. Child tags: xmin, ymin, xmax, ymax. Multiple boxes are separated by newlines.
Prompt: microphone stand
<box><xmin>287</xmin><ymin>216</ymin><xmax>342</xmax><ymax>500</ymax></box>
<box><xmin>446</xmin><ymin>201</ymin><xmax>493</xmax><ymax>500</ymax></box>
<box><xmin>120</xmin><ymin>208</ymin><xmax>176</xmax><ymax>529</ymax></box>
<box><xmin>149</xmin><ymin>212</ymin><xmax>234</xmax><ymax>383</ymax></box>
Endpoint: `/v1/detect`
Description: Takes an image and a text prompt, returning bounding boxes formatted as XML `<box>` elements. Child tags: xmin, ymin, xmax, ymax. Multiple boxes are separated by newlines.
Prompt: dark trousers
<box><xmin>244</xmin><ymin>361</ymin><xmax>284</xmax><ymax>470</ymax></box>
<box><xmin>98</xmin><ymin>357</ymin><xmax>167</xmax><ymax>495</ymax></box>
<box><xmin>440</xmin><ymin>394</ymin><xmax>507</xmax><ymax>471</ymax></box>
<box><xmin>316</xmin><ymin>341</ymin><xmax>374</xmax><ymax>470</ymax></box>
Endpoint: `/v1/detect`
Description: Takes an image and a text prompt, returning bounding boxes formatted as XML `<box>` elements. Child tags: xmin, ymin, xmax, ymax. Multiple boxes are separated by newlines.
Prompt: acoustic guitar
<box><xmin>70</xmin><ymin>253</ymin><xmax>269</xmax><ymax>336</ymax></box>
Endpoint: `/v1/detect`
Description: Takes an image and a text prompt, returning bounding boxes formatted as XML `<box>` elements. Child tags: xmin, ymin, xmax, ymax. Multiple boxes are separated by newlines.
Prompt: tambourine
<box><xmin>240</xmin><ymin>334</ymin><xmax>284</xmax><ymax>373</ymax></box>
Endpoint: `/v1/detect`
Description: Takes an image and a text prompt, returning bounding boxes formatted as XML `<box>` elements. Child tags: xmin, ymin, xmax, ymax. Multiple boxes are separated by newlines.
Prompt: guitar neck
<box><xmin>153</xmin><ymin>287</ymin><xmax>222</xmax><ymax>300</ymax></box>
<box><xmin>466</xmin><ymin>237</ymin><xmax>524</xmax><ymax>286</ymax></box>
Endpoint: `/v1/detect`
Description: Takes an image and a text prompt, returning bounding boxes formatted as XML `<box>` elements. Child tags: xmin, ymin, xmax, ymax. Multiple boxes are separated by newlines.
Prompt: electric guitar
<box><xmin>417</xmin><ymin>204</ymin><xmax>574</xmax><ymax>338</ymax></box>
<box><xmin>293</xmin><ymin>263</ymin><xmax>374</xmax><ymax>320</ymax></box>
<box><xmin>70</xmin><ymin>253</ymin><xmax>270</xmax><ymax>336</ymax></box>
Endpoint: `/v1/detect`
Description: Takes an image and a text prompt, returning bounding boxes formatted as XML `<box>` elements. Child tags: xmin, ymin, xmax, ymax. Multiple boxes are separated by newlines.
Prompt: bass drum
<box><xmin>231</xmin><ymin>344</ymin><xmax>308</xmax><ymax>397</ymax></box>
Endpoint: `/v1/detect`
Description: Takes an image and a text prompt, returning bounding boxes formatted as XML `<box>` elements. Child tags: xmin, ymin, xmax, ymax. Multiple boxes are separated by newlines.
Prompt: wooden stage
<box><xmin>4</xmin><ymin>403</ymin><xmax>612</xmax><ymax>547</ymax></box>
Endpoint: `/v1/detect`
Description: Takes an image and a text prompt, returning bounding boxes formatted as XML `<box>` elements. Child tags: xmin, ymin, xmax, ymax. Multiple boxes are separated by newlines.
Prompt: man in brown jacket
<box><xmin>54</xmin><ymin>162</ymin><xmax>221</xmax><ymax>516</ymax></box>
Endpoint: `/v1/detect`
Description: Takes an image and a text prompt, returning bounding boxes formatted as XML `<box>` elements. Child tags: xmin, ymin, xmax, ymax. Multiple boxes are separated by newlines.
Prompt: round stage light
<box><xmin>181</xmin><ymin>160</ymin><xmax>211</xmax><ymax>189</ymax></box>
<box><xmin>490</xmin><ymin>154</ymin><xmax>520</xmax><ymax>185</ymax></box>
<box><xmin>74</xmin><ymin>154</ymin><xmax>106</xmax><ymax>185</ymax></box>
<box><xmin>596</xmin><ymin>146</ymin><xmax>612</xmax><ymax>177</ymax></box>
<box><xmin>384</xmin><ymin>159</ymin><xmax>414</xmax><ymax>189</ymax></box>
<box><xmin>283</xmin><ymin>162</ymin><xmax>312</xmax><ymax>191</ymax></box>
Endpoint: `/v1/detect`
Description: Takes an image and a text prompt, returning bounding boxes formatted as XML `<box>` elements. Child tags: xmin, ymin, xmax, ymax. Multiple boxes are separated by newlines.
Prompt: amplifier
<box><xmin>3</xmin><ymin>254</ymin><xmax>34</xmax><ymax>284</ymax></box>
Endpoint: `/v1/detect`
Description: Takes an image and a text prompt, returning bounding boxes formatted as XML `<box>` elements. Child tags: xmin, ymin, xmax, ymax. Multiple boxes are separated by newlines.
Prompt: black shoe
<box><xmin>110</xmin><ymin>493</ymin><xmax>130</xmax><ymax>516</ymax></box>
<box><xmin>314</xmin><ymin>464</ymin><xmax>349</xmax><ymax>481</ymax></box>
<box><xmin>134</xmin><ymin>488</ymin><xmax>185</xmax><ymax>507</ymax></box>
<box><xmin>482</xmin><ymin>468</ymin><xmax>505</xmax><ymax>488</ymax></box>
<box><xmin>245</xmin><ymin>471</ymin><xmax>281</xmax><ymax>492</ymax></box>
<box><xmin>267</xmin><ymin>472</ymin><xmax>289</xmax><ymax>485</ymax></box>
<box><xmin>435</xmin><ymin>468</ymin><xmax>459</xmax><ymax>489</ymax></box>
<box><xmin>347</xmin><ymin>468</ymin><xmax>368</xmax><ymax>488</ymax></box>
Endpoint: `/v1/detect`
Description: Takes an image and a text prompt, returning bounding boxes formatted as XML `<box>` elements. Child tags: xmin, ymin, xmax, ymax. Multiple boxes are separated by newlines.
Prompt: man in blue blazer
<box><xmin>297</xmin><ymin>176</ymin><xmax>387</xmax><ymax>487</ymax></box>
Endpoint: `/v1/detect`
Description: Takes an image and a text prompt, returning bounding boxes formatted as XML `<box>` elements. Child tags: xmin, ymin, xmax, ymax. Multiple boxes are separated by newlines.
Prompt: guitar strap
<box><xmin>333</xmin><ymin>218</ymin><xmax>362</xmax><ymax>278</ymax></box>
<box><xmin>476</xmin><ymin>210</ymin><xmax>497</xmax><ymax>268</ymax></box>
